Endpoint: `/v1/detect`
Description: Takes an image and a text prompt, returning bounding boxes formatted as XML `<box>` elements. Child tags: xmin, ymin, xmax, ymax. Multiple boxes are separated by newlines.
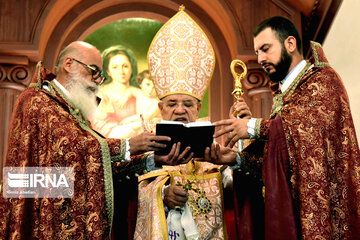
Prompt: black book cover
<box><xmin>155</xmin><ymin>121</ymin><xmax>215</xmax><ymax>158</ymax></box>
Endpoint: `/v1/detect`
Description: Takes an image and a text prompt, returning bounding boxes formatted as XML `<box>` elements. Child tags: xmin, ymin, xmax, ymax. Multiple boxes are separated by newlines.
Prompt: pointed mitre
<box><xmin>148</xmin><ymin>6</ymin><xmax>215</xmax><ymax>100</ymax></box>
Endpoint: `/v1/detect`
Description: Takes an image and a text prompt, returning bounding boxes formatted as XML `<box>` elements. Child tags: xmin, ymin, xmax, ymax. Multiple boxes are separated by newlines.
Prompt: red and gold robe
<box><xmin>235</xmin><ymin>41</ymin><xmax>360</xmax><ymax>239</ymax></box>
<box><xmin>0</xmin><ymin>63</ymin><xmax>147</xmax><ymax>240</ymax></box>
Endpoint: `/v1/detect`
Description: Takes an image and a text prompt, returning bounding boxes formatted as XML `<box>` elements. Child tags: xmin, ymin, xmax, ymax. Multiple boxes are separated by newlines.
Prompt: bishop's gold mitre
<box><xmin>148</xmin><ymin>6</ymin><xmax>216</xmax><ymax>101</ymax></box>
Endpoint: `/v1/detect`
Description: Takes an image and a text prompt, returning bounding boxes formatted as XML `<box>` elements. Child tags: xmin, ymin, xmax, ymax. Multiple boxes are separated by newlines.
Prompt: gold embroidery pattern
<box><xmin>170</xmin><ymin>161</ymin><xmax>226</xmax><ymax>239</ymax></box>
<box><xmin>177</xmin><ymin>179</ymin><xmax>212</xmax><ymax>217</ymax></box>
<box><xmin>279</xmin><ymin>65</ymin><xmax>360</xmax><ymax>238</ymax></box>
<box><xmin>50</xmin><ymin>81</ymin><xmax>114</xmax><ymax>231</ymax></box>
<box><xmin>271</xmin><ymin>62</ymin><xmax>311</xmax><ymax>116</ymax></box>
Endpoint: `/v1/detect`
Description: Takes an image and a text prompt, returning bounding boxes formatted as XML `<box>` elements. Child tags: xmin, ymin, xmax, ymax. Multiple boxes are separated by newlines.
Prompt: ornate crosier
<box><xmin>230</xmin><ymin>59</ymin><xmax>247</xmax><ymax>101</ymax></box>
<box><xmin>230</xmin><ymin>59</ymin><xmax>247</xmax><ymax>151</ymax></box>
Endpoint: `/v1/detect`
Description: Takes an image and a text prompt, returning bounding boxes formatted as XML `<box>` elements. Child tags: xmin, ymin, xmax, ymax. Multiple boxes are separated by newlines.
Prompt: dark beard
<box><xmin>266</xmin><ymin>46</ymin><xmax>292</xmax><ymax>83</ymax></box>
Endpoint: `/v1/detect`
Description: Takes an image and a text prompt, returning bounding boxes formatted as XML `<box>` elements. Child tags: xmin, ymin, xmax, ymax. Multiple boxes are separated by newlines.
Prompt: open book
<box><xmin>155</xmin><ymin>120</ymin><xmax>215</xmax><ymax>158</ymax></box>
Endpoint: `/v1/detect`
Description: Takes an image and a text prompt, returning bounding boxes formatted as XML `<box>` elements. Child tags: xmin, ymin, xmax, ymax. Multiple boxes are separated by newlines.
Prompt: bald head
<box><xmin>55</xmin><ymin>41</ymin><xmax>102</xmax><ymax>74</ymax></box>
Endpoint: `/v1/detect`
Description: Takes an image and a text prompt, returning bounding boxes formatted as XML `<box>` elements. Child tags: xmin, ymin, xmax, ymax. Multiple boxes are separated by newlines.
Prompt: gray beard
<box><xmin>65</xmin><ymin>71</ymin><xmax>99</xmax><ymax>120</ymax></box>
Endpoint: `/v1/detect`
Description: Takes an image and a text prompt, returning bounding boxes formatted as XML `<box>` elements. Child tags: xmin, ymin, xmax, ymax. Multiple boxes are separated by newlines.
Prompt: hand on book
<box><xmin>129</xmin><ymin>131</ymin><xmax>171</xmax><ymax>155</ymax></box>
<box><xmin>154</xmin><ymin>142</ymin><xmax>194</xmax><ymax>166</ymax></box>
<box><xmin>201</xmin><ymin>143</ymin><xmax>237</xmax><ymax>166</ymax></box>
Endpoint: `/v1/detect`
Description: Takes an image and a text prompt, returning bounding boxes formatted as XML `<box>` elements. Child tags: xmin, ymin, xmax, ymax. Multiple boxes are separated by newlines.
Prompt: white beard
<box><xmin>65</xmin><ymin>71</ymin><xmax>99</xmax><ymax>120</ymax></box>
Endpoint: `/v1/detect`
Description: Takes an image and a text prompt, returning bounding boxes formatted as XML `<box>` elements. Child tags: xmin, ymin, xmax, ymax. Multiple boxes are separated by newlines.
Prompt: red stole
<box><xmin>264</xmin><ymin>114</ymin><xmax>298</xmax><ymax>239</ymax></box>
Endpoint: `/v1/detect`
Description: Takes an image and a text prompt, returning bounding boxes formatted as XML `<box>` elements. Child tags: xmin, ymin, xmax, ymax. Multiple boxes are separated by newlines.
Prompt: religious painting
<box><xmin>86</xmin><ymin>18</ymin><xmax>209</xmax><ymax>139</ymax></box>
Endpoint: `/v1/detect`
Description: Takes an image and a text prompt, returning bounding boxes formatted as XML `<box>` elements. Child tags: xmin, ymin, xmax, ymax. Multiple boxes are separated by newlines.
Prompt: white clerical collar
<box><xmin>43</xmin><ymin>79</ymin><xmax>70</xmax><ymax>97</ymax></box>
<box><xmin>279</xmin><ymin>60</ymin><xmax>307</xmax><ymax>93</ymax></box>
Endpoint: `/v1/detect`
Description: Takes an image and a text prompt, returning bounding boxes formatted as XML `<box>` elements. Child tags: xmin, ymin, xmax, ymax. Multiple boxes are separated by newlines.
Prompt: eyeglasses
<box><xmin>73</xmin><ymin>58</ymin><xmax>106</xmax><ymax>85</ymax></box>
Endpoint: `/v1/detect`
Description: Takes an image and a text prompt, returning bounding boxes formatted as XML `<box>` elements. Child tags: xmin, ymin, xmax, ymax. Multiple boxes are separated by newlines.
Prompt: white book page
<box><xmin>158</xmin><ymin>120</ymin><xmax>184</xmax><ymax>125</ymax></box>
<box><xmin>184</xmin><ymin>121</ymin><xmax>213</xmax><ymax>127</ymax></box>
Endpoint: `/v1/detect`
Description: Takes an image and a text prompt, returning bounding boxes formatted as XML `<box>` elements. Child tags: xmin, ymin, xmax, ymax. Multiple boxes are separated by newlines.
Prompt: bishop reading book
<box><xmin>155</xmin><ymin>120</ymin><xmax>215</xmax><ymax>158</ymax></box>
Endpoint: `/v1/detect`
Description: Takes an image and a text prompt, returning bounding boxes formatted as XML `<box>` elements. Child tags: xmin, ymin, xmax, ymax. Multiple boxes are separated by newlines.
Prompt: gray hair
<box><xmin>54</xmin><ymin>44</ymin><xmax>84</xmax><ymax>74</ymax></box>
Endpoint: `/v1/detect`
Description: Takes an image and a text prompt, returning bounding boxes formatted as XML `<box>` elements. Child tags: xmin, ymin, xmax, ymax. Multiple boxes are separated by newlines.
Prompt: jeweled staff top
<box><xmin>230</xmin><ymin>59</ymin><xmax>247</xmax><ymax>101</ymax></box>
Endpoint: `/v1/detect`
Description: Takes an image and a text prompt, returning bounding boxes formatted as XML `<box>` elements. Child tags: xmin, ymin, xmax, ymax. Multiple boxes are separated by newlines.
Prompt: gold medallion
<box><xmin>195</xmin><ymin>189</ymin><xmax>212</xmax><ymax>214</ymax></box>
<box><xmin>176</xmin><ymin>179</ymin><xmax>212</xmax><ymax>217</ymax></box>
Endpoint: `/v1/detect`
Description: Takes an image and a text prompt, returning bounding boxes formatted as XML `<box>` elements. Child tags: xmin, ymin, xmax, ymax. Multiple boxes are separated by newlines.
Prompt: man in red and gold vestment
<box><xmin>213</xmin><ymin>16</ymin><xmax>360</xmax><ymax>239</ymax></box>
<box><xmin>0</xmin><ymin>41</ymin><xmax>178</xmax><ymax>239</ymax></box>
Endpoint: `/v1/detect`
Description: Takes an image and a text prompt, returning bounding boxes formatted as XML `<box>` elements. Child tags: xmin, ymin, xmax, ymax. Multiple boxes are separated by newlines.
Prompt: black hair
<box><xmin>253</xmin><ymin>16</ymin><xmax>302</xmax><ymax>55</ymax></box>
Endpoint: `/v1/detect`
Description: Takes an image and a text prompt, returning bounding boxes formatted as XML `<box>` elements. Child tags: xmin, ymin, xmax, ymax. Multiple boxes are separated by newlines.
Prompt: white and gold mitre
<box><xmin>148</xmin><ymin>6</ymin><xmax>216</xmax><ymax>100</ymax></box>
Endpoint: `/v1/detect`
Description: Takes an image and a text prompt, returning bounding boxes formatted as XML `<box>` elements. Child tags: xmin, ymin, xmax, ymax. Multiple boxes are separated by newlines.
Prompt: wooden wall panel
<box><xmin>243</xmin><ymin>67</ymin><xmax>273</xmax><ymax>118</ymax></box>
<box><xmin>224</xmin><ymin>0</ymin><xmax>301</xmax><ymax>54</ymax></box>
<box><xmin>0</xmin><ymin>86</ymin><xmax>23</xmax><ymax>163</ymax></box>
<box><xmin>0</xmin><ymin>0</ymin><xmax>50</xmax><ymax>42</ymax></box>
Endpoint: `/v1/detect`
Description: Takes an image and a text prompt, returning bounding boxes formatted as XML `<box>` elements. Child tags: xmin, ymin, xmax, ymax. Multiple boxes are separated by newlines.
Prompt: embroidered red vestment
<box><xmin>234</xmin><ymin>41</ymin><xmax>360</xmax><ymax>239</ymax></box>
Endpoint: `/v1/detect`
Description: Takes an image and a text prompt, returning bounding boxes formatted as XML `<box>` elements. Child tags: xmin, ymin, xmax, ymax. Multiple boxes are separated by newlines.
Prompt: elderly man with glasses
<box><xmin>0</xmin><ymin>41</ymin><xmax>177</xmax><ymax>240</ymax></box>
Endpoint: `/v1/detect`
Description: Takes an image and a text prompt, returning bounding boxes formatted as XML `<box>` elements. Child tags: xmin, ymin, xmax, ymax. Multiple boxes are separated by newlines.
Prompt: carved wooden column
<box><xmin>242</xmin><ymin>63</ymin><xmax>273</xmax><ymax>119</ymax></box>
<box><xmin>0</xmin><ymin>56</ymin><xmax>34</xmax><ymax>177</ymax></box>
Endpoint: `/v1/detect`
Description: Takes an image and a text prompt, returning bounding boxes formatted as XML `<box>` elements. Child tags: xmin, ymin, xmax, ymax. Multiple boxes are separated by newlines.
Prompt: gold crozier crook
<box><xmin>230</xmin><ymin>59</ymin><xmax>247</xmax><ymax>151</ymax></box>
<box><xmin>230</xmin><ymin>59</ymin><xmax>247</xmax><ymax>101</ymax></box>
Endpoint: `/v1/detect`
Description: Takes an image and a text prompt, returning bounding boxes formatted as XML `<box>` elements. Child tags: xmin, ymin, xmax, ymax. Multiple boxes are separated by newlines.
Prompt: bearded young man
<box><xmin>0</xmin><ymin>41</ymin><xmax>178</xmax><ymax>240</ymax></box>
<box><xmin>213</xmin><ymin>16</ymin><xmax>360</xmax><ymax>239</ymax></box>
